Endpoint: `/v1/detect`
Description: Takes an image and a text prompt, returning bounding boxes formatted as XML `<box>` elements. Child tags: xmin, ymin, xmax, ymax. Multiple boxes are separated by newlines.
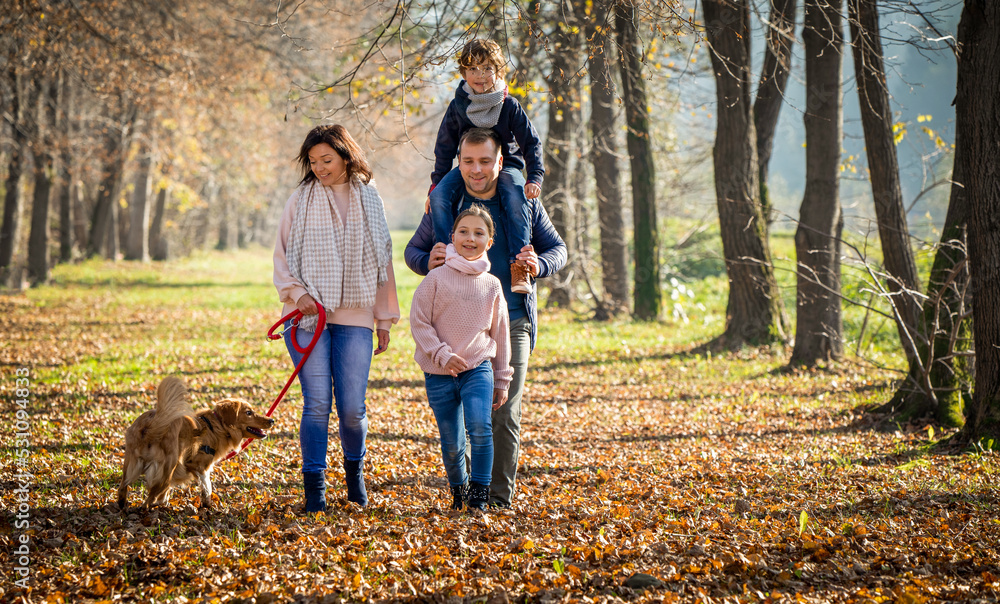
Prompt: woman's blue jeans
<box><xmin>424</xmin><ymin>360</ymin><xmax>494</xmax><ymax>487</ymax></box>
<box><xmin>284</xmin><ymin>321</ymin><xmax>373</xmax><ymax>474</ymax></box>
<box><xmin>430</xmin><ymin>166</ymin><xmax>531</xmax><ymax>264</ymax></box>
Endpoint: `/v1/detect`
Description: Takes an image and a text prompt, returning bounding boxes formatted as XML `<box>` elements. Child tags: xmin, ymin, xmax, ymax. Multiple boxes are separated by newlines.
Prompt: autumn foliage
<box><xmin>1</xmin><ymin>248</ymin><xmax>999</xmax><ymax>603</ymax></box>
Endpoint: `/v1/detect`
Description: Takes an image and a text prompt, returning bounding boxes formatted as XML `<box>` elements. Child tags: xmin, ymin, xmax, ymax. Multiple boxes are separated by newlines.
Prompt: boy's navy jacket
<box><xmin>431</xmin><ymin>81</ymin><xmax>545</xmax><ymax>189</ymax></box>
<box><xmin>404</xmin><ymin>197</ymin><xmax>567</xmax><ymax>352</ymax></box>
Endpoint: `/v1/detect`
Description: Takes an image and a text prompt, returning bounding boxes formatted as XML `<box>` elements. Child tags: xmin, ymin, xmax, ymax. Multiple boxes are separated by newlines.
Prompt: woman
<box><xmin>273</xmin><ymin>125</ymin><xmax>399</xmax><ymax>511</ymax></box>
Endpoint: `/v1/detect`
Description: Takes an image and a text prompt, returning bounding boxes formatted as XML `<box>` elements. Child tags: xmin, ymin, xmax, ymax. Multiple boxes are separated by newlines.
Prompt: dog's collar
<box><xmin>199</xmin><ymin>444</ymin><xmax>216</xmax><ymax>456</ymax></box>
<box><xmin>199</xmin><ymin>414</ymin><xmax>213</xmax><ymax>431</ymax></box>
<box><xmin>199</xmin><ymin>412</ymin><xmax>225</xmax><ymax>433</ymax></box>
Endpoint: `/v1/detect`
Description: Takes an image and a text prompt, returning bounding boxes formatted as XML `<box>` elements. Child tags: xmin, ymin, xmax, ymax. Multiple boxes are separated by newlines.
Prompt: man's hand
<box><xmin>492</xmin><ymin>388</ymin><xmax>508</xmax><ymax>410</ymax></box>
<box><xmin>296</xmin><ymin>294</ymin><xmax>320</xmax><ymax>315</ymax></box>
<box><xmin>374</xmin><ymin>329</ymin><xmax>390</xmax><ymax>355</ymax></box>
<box><xmin>444</xmin><ymin>354</ymin><xmax>469</xmax><ymax>377</ymax></box>
<box><xmin>524</xmin><ymin>183</ymin><xmax>541</xmax><ymax>200</ymax></box>
<box><xmin>428</xmin><ymin>242</ymin><xmax>448</xmax><ymax>270</ymax></box>
<box><xmin>516</xmin><ymin>244</ymin><xmax>539</xmax><ymax>278</ymax></box>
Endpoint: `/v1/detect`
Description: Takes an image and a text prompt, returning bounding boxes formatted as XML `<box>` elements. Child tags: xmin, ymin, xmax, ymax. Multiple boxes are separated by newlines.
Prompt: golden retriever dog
<box><xmin>117</xmin><ymin>377</ymin><xmax>274</xmax><ymax>510</ymax></box>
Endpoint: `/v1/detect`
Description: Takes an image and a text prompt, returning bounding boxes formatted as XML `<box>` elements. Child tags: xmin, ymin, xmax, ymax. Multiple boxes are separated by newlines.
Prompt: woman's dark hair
<box><xmin>452</xmin><ymin>203</ymin><xmax>495</xmax><ymax>240</ymax></box>
<box><xmin>297</xmin><ymin>125</ymin><xmax>373</xmax><ymax>185</ymax></box>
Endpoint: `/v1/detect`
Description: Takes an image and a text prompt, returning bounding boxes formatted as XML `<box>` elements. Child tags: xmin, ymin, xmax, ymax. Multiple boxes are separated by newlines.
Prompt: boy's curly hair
<box><xmin>458</xmin><ymin>39</ymin><xmax>506</xmax><ymax>78</ymax></box>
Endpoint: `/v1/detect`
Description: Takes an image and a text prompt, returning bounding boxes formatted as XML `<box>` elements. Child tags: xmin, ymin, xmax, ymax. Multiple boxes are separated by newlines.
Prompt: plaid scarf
<box><xmin>285</xmin><ymin>179</ymin><xmax>392</xmax><ymax>332</ymax></box>
<box><xmin>463</xmin><ymin>81</ymin><xmax>507</xmax><ymax>128</ymax></box>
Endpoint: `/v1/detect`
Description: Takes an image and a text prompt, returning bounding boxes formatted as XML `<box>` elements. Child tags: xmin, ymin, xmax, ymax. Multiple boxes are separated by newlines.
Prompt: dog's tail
<box><xmin>147</xmin><ymin>377</ymin><xmax>197</xmax><ymax>439</ymax></box>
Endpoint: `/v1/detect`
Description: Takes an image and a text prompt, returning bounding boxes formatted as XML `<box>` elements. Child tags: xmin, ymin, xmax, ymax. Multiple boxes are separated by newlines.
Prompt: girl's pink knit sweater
<box><xmin>410</xmin><ymin>246</ymin><xmax>513</xmax><ymax>390</ymax></box>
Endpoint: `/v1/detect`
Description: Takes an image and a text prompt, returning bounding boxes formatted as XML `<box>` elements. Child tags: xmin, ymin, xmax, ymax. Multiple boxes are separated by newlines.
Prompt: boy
<box><xmin>427</xmin><ymin>39</ymin><xmax>544</xmax><ymax>294</ymax></box>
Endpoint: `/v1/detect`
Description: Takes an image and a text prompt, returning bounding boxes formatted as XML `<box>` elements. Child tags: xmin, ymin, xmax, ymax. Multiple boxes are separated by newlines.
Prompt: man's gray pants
<box><xmin>490</xmin><ymin>316</ymin><xmax>531</xmax><ymax>506</ymax></box>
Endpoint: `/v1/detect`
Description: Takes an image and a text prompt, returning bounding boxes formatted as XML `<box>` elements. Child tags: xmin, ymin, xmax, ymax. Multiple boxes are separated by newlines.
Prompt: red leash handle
<box><xmin>225</xmin><ymin>305</ymin><xmax>326</xmax><ymax>460</ymax></box>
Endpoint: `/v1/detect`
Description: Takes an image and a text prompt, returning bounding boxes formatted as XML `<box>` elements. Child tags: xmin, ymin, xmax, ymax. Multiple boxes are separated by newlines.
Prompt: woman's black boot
<box><xmin>303</xmin><ymin>471</ymin><xmax>327</xmax><ymax>513</ymax></box>
<box><xmin>450</xmin><ymin>483</ymin><xmax>468</xmax><ymax>510</ymax></box>
<box><xmin>467</xmin><ymin>482</ymin><xmax>489</xmax><ymax>510</ymax></box>
<box><xmin>343</xmin><ymin>458</ymin><xmax>368</xmax><ymax>506</ymax></box>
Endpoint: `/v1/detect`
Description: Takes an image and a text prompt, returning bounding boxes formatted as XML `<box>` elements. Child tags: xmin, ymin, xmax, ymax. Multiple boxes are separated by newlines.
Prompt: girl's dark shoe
<box><xmin>450</xmin><ymin>483</ymin><xmax>468</xmax><ymax>510</ymax></box>
<box><xmin>467</xmin><ymin>482</ymin><xmax>490</xmax><ymax>510</ymax></box>
<box><xmin>303</xmin><ymin>471</ymin><xmax>327</xmax><ymax>513</ymax></box>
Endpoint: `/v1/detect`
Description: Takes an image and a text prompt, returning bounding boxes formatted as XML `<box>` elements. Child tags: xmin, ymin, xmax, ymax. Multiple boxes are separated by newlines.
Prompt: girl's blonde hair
<box><xmin>458</xmin><ymin>39</ymin><xmax>506</xmax><ymax>78</ymax></box>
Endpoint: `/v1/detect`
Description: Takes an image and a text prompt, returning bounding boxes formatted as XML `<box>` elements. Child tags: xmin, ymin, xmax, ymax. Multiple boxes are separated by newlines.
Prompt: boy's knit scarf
<box><xmin>463</xmin><ymin>81</ymin><xmax>507</xmax><ymax>128</ymax></box>
<box><xmin>285</xmin><ymin>179</ymin><xmax>392</xmax><ymax>332</ymax></box>
<box><xmin>444</xmin><ymin>243</ymin><xmax>491</xmax><ymax>275</ymax></box>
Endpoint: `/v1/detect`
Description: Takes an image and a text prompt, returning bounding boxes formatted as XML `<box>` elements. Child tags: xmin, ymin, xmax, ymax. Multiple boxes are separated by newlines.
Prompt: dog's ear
<box><xmin>214</xmin><ymin>400</ymin><xmax>240</xmax><ymax>425</ymax></box>
<box><xmin>183</xmin><ymin>415</ymin><xmax>202</xmax><ymax>434</ymax></box>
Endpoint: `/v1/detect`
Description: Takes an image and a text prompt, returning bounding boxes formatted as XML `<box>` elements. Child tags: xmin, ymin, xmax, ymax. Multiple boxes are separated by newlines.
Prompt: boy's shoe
<box><xmin>510</xmin><ymin>262</ymin><xmax>531</xmax><ymax>294</ymax></box>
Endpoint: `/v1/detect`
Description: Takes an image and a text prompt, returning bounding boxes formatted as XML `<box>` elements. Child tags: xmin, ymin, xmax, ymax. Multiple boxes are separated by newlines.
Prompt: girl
<box><xmin>410</xmin><ymin>204</ymin><xmax>512</xmax><ymax>510</ymax></box>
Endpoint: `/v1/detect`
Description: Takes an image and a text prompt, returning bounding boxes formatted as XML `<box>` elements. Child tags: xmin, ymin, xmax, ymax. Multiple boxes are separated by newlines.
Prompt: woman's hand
<box><xmin>492</xmin><ymin>389</ymin><xmax>508</xmax><ymax>410</ymax></box>
<box><xmin>296</xmin><ymin>294</ymin><xmax>320</xmax><ymax>315</ymax></box>
<box><xmin>374</xmin><ymin>329</ymin><xmax>390</xmax><ymax>355</ymax></box>
<box><xmin>428</xmin><ymin>242</ymin><xmax>448</xmax><ymax>270</ymax></box>
<box><xmin>444</xmin><ymin>354</ymin><xmax>469</xmax><ymax>377</ymax></box>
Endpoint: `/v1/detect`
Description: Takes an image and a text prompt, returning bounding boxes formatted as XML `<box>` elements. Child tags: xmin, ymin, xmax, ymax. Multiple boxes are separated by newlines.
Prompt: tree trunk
<box><xmin>88</xmin><ymin>148</ymin><xmax>123</xmax><ymax>258</ymax></box>
<box><xmin>1</xmin><ymin>137</ymin><xmax>25</xmax><ymax>280</ymax></box>
<box><xmin>882</xmin><ymin>149</ymin><xmax>970</xmax><ymax>425</ymax></box>
<box><xmin>587</xmin><ymin>1</ymin><xmax>629</xmax><ymax>315</ymax></box>
<box><xmin>849</xmin><ymin>0</ymin><xmax>923</xmax><ymax>362</ymax></box>
<box><xmin>790</xmin><ymin>0</ymin><xmax>844</xmax><ymax>366</ymax></box>
<box><xmin>216</xmin><ymin>192</ymin><xmax>239</xmax><ymax>251</ymax></box>
<box><xmin>27</xmin><ymin>153</ymin><xmax>53</xmax><ymax>285</ymax></box>
<box><xmin>149</xmin><ymin>183</ymin><xmax>170</xmax><ymax>261</ymax></box>
<box><xmin>704</xmin><ymin>0</ymin><xmax>789</xmax><ymax>347</ymax></box>
<box><xmin>754</xmin><ymin>0</ymin><xmax>798</xmax><ymax>232</ymax></box>
<box><xmin>1</xmin><ymin>63</ymin><xmax>25</xmax><ymax>285</ymax></box>
<box><xmin>56</xmin><ymin>69</ymin><xmax>76</xmax><ymax>263</ymax></box>
<box><xmin>88</xmin><ymin>107</ymin><xmax>132</xmax><ymax>258</ymax></box>
<box><xmin>955</xmin><ymin>0</ymin><xmax>1000</xmax><ymax>447</ymax></box>
<box><xmin>194</xmin><ymin>179</ymin><xmax>218</xmax><ymax>250</ymax></box>
<box><xmin>616</xmin><ymin>0</ymin><xmax>660</xmax><ymax>321</ymax></box>
<box><xmin>542</xmin><ymin>1</ymin><xmax>580</xmax><ymax>308</ymax></box>
<box><xmin>72</xmin><ymin>181</ymin><xmax>88</xmax><ymax>254</ymax></box>
<box><xmin>27</xmin><ymin>72</ymin><xmax>55</xmax><ymax>286</ymax></box>
<box><xmin>106</xmin><ymin>196</ymin><xmax>119</xmax><ymax>259</ymax></box>
<box><xmin>125</xmin><ymin>139</ymin><xmax>152</xmax><ymax>261</ymax></box>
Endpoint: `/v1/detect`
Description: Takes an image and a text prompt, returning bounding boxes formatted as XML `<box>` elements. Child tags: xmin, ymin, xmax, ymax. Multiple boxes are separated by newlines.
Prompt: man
<box><xmin>405</xmin><ymin>127</ymin><xmax>567</xmax><ymax>508</ymax></box>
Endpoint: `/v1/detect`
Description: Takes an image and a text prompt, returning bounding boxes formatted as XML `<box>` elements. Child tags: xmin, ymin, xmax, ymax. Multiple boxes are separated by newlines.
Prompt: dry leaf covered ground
<box><xmin>2</xmin><ymin>246</ymin><xmax>998</xmax><ymax>603</ymax></box>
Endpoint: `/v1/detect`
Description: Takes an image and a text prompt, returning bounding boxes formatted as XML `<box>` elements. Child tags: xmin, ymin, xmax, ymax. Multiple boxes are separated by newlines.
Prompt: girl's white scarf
<box><xmin>463</xmin><ymin>81</ymin><xmax>507</xmax><ymax>128</ymax></box>
<box><xmin>444</xmin><ymin>243</ymin><xmax>491</xmax><ymax>275</ymax></box>
<box><xmin>285</xmin><ymin>179</ymin><xmax>392</xmax><ymax>332</ymax></box>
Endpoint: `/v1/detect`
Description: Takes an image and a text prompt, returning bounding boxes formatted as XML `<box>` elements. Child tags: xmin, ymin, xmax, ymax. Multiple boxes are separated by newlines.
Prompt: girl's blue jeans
<box><xmin>430</xmin><ymin>166</ymin><xmax>531</xmax><ymax>264</ymax></box>
<box><xmin>424</xmin><ymin>359</ymin><xmax>494</xmax><ymax>486</ymax></box>
<box><xmin>284</xmin><ymin>321</ymin><xmax>373</xmax><ymax>474</ymax></box>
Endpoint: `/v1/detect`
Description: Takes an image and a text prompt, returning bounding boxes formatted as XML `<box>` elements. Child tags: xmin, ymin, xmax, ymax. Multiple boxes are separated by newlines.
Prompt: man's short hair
<box><xmin>458</xmin><ymin>128</ymin><xmax>502</xmax><ymax>156</ymax></box>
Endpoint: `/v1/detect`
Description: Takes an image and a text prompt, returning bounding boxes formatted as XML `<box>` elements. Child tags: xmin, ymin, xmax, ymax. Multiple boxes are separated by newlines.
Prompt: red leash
<box><xmin>225</xmin><ymin>305</ymin><xmax>326</xmax><ymax>460</ymax></box>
